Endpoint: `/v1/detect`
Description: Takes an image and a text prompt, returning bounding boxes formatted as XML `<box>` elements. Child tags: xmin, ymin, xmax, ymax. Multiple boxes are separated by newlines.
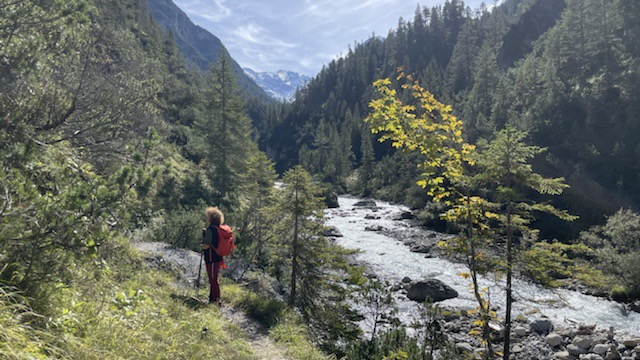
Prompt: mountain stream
<box><xmin>325</xmin><ymin>196</ymin><xmax>640</xmax><ymax>336</ymax></box>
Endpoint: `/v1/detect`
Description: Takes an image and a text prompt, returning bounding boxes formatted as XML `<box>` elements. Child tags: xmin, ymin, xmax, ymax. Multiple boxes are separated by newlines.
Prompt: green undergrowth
<box><xmin>224</xmin><ymin>282</ymin><xmax>329</xmax><ymax>360</ymax></box>
<box><xmin>0</xmin><ymin>238</ymin><xmax>328</xmax><ymax>360</ymax></box>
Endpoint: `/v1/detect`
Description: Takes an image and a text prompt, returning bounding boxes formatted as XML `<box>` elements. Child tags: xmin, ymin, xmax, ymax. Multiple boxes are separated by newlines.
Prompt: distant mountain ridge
<box><xmin>146</xmin><ymin>0</ymin><xmax>271</xmax><ymax>101</ymax></box>
<box><xmin>244</xmin><ymin>69</ymin><xmax>311</xmax><ymax>102</ymax></box>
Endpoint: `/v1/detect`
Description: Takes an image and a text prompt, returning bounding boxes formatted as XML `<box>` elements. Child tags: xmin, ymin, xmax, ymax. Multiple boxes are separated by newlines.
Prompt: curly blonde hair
<box><xmin>205</xmin><ymin>207</ymin><xmax>224</xmax><ymax>226</ymax></box>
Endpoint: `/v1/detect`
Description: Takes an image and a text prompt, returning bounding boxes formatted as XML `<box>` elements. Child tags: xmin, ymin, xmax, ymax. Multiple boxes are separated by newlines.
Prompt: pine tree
<box><xmin>271</xmin><ymin>166</ymin><xmax>360</xmax><ymax>345</ymax></box>
<box><xmin>476</xmin><ymin>126</ymin><xmax>576</xmax><ymax>360</ymax></box>
<box><xmin>202</xmin><ymin>50</ymin><xmax>253</xmax><ymax>207</ymax></box>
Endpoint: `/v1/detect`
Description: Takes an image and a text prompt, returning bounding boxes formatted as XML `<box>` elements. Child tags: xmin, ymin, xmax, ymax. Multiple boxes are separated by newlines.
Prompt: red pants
<box><xmin>205</xmin><ymin>261</ymin><xmax>221</xmax><ymax>300</ymax></box>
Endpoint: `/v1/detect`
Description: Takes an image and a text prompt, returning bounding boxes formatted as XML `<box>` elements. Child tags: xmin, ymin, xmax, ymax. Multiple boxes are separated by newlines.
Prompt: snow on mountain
<box><xmin>243</xmin><ymin>68</ymin><xmax>311</xmax><ymax>102</ymax></box>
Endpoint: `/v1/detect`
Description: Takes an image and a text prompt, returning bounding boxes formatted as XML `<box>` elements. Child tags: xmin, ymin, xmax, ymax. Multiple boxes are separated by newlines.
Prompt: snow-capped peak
<box><xmin>244</xmin><ymin>68</ymin><xmax>311</xmax><ymax>102</ymax></box>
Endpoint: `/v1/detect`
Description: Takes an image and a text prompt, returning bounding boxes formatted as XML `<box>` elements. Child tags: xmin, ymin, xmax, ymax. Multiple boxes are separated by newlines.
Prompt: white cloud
<box><xmin>172</xmin><ymin>0</ymin><xmax>489</xmax><ymax>75</ymax></box>
<box><xmin>177</xmin><ymin>0</ymin><xmax>232</xmax><ymax>22</ymax></box>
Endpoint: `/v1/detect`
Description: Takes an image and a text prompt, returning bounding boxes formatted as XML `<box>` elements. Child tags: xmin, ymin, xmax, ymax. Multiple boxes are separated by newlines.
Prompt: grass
<box><xmin>46</xmin><ymin>270</ymin><xmax>256</xmax><ymax>360</ymax></box>
<box><xmin>224</xmin><ymin>282</ymin><xmax>330</xmax><ymax>360</ymax></box>
<box><xmin>0</xmin><ymin>238</ymin><xmax>329</xmax><ymax>360</ymax></box>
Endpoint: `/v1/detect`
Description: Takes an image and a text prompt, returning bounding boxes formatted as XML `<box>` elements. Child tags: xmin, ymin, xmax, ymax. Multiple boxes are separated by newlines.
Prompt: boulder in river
<box><xmin>353</xmin><ymin>200</ymin><xmax>377</xmax><ymax>209</ymax></box>
<box><xmin>324</xmin><ymin>226</ymin><xmax>343</xmax><ymax>238</ymax></box>
<box><xmin>406</xmin><ymin>279</ymin><xmax>458</xmax><ymax>302</ymax></box>
<box><xmin>392</xmin><ymin>211</ymin><xmax>416</xmax><ymax>220</ymax></box>
<box><xmin>365</xmin><ymin>225</ymin><xmax>384</xmax><ymax>232</ymax></box>
<box><xmin>530</xmin><ymin>318</ymin><xmax>554</xmax><ymax>334</ymax></box>
<box><xmin>410</xmin><ymin>243</ymin><xmax>432</xmax><ymax>253</ymax></box>
<box><xmin>322</xmin><ymin>189</ymin><xmax>340</xmax><ymax>209</ymax></box>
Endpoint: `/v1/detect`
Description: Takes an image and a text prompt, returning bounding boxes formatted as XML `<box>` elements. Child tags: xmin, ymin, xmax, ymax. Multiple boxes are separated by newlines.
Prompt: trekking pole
<box><xmin>195</xmin><ymin>250</ymin><xmax>203</xmax><ymax>295</ymax></box>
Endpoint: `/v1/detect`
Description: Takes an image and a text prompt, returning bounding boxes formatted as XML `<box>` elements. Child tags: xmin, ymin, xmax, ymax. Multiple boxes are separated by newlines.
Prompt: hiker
<box><xmin>201</xmin><ymin>206</ymin><xmax>234</xmax><ymax>306</ymax></box>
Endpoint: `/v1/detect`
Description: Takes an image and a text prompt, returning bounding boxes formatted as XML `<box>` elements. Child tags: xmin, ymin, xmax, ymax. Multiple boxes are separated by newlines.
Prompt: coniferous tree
<box><xmin>271</xmin><ymin>165</ymin><xmax>360</xmax><ymax>347</ymax></box>
<box><xmin>201</xmin><ymin>50</ymin><xmax>253</xmax><ymax>207</ymax></box>
<box><xmin>476</xmin><ymin>126</ymin><xmax>575</xmax><ymax>360</ymax></box>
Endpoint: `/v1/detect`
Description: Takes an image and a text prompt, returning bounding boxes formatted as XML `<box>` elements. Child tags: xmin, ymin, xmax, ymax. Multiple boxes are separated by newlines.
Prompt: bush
<box><xmin>580</xmin><ymin>209</ymin><xmax>640</xmax><ymax>299</ymax></box>
<box><xmin>135</xmin><ymin>206</ymin><xmax>204</xmax><ymax>250</ymax></box>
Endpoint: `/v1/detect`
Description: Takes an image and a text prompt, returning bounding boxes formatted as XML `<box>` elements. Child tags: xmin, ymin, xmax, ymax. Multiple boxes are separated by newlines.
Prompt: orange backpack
<box><xmin>213</xmin><ymin>225</ymin><xmax>235</xmax><ymax>257</ymax></box>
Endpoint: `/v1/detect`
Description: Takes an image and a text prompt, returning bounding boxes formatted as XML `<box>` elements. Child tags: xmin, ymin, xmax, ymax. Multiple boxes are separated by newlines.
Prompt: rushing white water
<box><xmin>326</xmin><ymin>196</ymin><xmax>640</xmax><ymax>336</ymax></box>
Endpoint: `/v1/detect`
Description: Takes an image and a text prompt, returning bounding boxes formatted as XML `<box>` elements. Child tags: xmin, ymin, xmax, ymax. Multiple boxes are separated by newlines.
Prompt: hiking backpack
<box><xmin>213</xmin><ymin>225</ymin><xmax>235</xmax><ymax>257</ymax></box>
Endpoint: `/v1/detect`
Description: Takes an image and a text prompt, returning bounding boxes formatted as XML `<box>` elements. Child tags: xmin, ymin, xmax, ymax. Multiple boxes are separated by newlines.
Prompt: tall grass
<box><xmin>0</xmin><ymin>287</ymin><xmax>55</xmax><ymax>359</ymax></box>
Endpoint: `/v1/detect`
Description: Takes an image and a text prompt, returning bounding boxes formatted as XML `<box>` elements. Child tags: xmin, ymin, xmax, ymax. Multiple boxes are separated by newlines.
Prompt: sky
<box><xmin>172</xmin><ymin>0</ymin><xmax>489</xmax><ymax>76</ymax></box>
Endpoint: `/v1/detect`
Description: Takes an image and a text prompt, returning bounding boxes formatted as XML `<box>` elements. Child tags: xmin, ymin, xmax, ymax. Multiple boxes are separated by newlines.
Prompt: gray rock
<box><xmin>593</xmin><ymin>344</ymin><xmax>611</xmax><ymax>355</ymax></box>
<box><xmin>546</xmin><ymin>333</ymin><xmax>563</xmax><ymax>347</ymax></box>
<box><xmin>581</xmin><ymin>355</ymin><xmax>605</xmax><ymax>360</ymax></box>
<box><xmin>353</xmin><ymin>200</ymin><xmax>377</xmax><ymax>209</ymax></box>
<box><xmin>530</xmin><ymin>318</ymin><xmax>554</xmax><ymax>334</ymax></box>
<box><xmin>364</xmin><ymin>214</ymin><xmax>380</xmax><ymax>220</ymax></box>
<box><xmin>401</xmin><ymin>276</ymin><xmax>412</xmax><ymax>283</ymax></box>
<box><xmin>512</xmin><ymin>344</ymin><xmax>523</xmax><ymax>353</ymax></box>
<box><xmin>623</xmin><ymin>340</ymin><xmax>640</xmax><ymax>348</ymax></box>
<box><xmin>514</xmin><ymin>326</ymin><xmax>528</xmax><ymax>337</ymax></box>
<box><xmin>324</xmin><ymin>226</ymin><xmax>343</xmax><ymax>237</ymax></box>
<box><xmin>605</xmin><ymin>349</ymin><xmax>621</xmax><ymax>360</ymax></box>
<box><xmin>629</xmin><ymin>301</ymin><xmax>640</xmax><ymax>313</ymax></box>
<box><xmin>365</xmin><ymin>225</ymin><xmax>384</xmax><ymax>232</ymax></box>
<box><xmin>592</xmin><ymin>337</ymin><xmax>608</xmax><ymax>346</ymax></box>
<box><xmin>393</xmin><ymin>211</ymin><xmax>416</xmax><ymax>220</ymax></box>
<box><xmin>568</xmin><ymin>344</ymin><xmax>587</xmax><ymax>356</ymax></box>
<box><xmin>574</xmin><ymin>336</ymin><xmax>595</xmax><ymax>349</ymax></box>
<box><xmin>406</xmin><ymin>279</ymin><xmax>458</xmax><ymax>302</ymax></box>
<box><xmin>554</xmin><ymin>351</ymin><xmax>574</xmax><ymax>360</ymax></box>
<box><xmin>410</xmin><ymin>243</ymin><xmax>432</xmax><ymax>253</ymax></box>
<box><xmin>634</xmin><ymin>346</ymin><xmax>640</xmax><ymax>353</ymax></box>
<box><xmin>456</xmin><ymin>342</ymin><xmax>473</xmax><ymax>353</ymax></box>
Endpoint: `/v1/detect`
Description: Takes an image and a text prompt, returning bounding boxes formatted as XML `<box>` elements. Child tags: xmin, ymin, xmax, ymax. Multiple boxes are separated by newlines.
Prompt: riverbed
<box><xmin>325</xmin><ymin>196</ymin><xmax>640</xmax><ymax>336</ymax></box>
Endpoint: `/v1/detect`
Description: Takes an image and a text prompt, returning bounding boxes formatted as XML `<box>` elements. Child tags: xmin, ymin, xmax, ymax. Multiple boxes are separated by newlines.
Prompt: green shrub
<box><xmin>610</xmin><ymin>285</ymin><xmax>629</xmax><ymax>302</ymax></box>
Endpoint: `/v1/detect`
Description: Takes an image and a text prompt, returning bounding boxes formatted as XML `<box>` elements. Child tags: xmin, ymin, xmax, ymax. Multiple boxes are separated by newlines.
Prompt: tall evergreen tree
<box><xmin>476</xmin><ymin>126</ymin><xmax>575</xmax><ymax>360</ymax></box>
<box><xmin>201</xmin><ymin>50</ymin><xmax>253</xmax><ymax>207</ymax></box>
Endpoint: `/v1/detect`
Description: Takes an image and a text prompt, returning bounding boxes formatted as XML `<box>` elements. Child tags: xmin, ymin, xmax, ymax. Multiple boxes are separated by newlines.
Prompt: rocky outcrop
<box><xmin>406</xmin><ymin>279</ymin><xmax>458</xmax><ymax>302</ymax></box>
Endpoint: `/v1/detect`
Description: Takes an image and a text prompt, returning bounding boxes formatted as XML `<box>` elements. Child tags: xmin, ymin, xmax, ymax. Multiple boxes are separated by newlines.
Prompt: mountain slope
<box><xmin>244</xmin><ymin>68</ymin><xmax>311</xmax><ymax>102</ymax></box>
<box><xmin>259</xmin><ymin>0</ymin><xmax>640</xmax><ymax>239</ymax></box>
<box><xmin>146</xmin><ymin>0</ymin><xmax>271</xmax><ymax>101</ymax></box>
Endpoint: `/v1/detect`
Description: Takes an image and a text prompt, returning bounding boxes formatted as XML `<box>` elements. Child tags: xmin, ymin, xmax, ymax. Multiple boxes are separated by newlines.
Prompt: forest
<box><xmin>1</xmin><ymin>0</ymin><xmax>640</xmax><ymax>359</ymax></box>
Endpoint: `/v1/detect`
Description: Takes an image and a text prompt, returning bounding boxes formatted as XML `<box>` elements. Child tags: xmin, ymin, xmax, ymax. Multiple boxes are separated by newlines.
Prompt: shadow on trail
<box><xmin>171</xmin><ymin>293</ymin><xmax>210</xmax><ymax>310</ymax></box>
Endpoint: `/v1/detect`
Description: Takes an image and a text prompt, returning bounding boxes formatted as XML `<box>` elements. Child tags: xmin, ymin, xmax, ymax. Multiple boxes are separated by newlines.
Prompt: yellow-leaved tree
<box><xmin>366</xmin><ymin>71</ymin><xmax>498</xmax><ymax>358</ymax></box>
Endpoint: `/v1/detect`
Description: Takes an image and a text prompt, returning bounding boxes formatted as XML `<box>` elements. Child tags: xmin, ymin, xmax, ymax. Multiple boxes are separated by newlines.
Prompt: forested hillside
<box><xmin>3</xmin><ymin>0</ymin><xmax>640</xmax><ymax>359</ymax></box>
<box><xmin>263</xmin><ymin>0</ymin><xmax>640</xmax><ymax>239</ymax></box>
<box><xmin>0</xmin><ymin>0</ymin><xmax>354</xmax><ymax>357</ymax></box>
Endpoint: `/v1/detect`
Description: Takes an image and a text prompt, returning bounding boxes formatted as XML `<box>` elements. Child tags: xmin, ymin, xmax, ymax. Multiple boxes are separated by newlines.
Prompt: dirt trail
<box><xmin>133</xmin><ymin>242</ymin><xmax>288</xmax><ymax>360</ymax></box>
<box><xmin>220</xmin><ymin>306</ymin><xmax>288</xmax><ymax>360</ymax></box>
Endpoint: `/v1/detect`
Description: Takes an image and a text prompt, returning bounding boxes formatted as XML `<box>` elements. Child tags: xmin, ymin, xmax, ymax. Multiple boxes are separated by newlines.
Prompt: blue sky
<box><xmin>172</xmin><ymin>0</ymin><xmax>490</xmax><ymax>76</ymax></box>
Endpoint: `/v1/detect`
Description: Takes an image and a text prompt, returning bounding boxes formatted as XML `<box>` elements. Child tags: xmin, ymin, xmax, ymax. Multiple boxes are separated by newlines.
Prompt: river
<box><xmin>325</xmin><ymin>195</ymin><xmax>640</xmax><ymax>336</ymax></box>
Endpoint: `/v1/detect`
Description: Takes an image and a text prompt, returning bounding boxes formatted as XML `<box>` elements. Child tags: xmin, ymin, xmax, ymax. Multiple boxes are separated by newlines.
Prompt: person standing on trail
<box><xmin>201</xmin><ymin>206</ymin><xmax>235</xmax><ymax>306</ymax></box>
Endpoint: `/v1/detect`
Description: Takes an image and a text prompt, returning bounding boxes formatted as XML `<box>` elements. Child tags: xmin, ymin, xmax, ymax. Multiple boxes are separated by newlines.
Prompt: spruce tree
<box><xmin>202</xmin><ymin>50</ymin><xmax>253</xmax><ymax>207</ymax></box>
<box><xmin>476</xmin><ymin>126</ymin><xmax>575</xmax><ymax>360</ymax></box>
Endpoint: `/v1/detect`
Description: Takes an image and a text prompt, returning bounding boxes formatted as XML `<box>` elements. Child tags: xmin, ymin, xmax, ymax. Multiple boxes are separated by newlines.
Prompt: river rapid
<box><xmin>325</xmin><ymin>195</ymin><xmax>640</xmax><ymax>337</ymax></box>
